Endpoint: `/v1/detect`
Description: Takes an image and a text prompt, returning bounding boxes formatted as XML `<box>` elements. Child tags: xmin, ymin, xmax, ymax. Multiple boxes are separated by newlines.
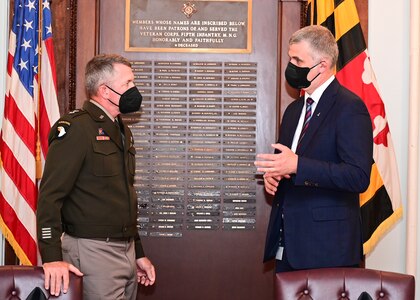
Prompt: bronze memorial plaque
<box><xmin>125</xmin><ymin>59</ymin><xmax>258</xmax><ymax>237</ymax></box>
<box><xmin>125</xmin><ymin>0</ymin><xmax>252</xmax><ymax>53</ymax></box>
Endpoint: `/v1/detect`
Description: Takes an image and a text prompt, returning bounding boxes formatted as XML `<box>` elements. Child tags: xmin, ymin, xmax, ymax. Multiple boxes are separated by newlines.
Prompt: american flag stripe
<box><xmin>0</xmin><ymin>138</ymin><xmax>37</xmax><ymax>208</ymax></box>
<box><xmin>1</xmin><ymin>114</ymin><xmax>36</xmax><ymax>171</ymax></box>
<box><xmin>39</xmin><ymin>48</ymin><xmax>60</xmax><ymax>153</ymax></box>
<box><xmin>39</xmin><ymin>2</ymin><xmax>60</xmax><ymax>157</ymax></box>
<box><xmin>42</xmin><ymin>39</ymin><xmax>58</xmax><ymax>88</ymax></box>
<box><xmin>307</xmin><ymin>0</ymin><xmax>403</xmax><ymax>254</ymax></box>
<box><xmin>2</xmin><ymin>118</ymin><xmax>36</xmax><ymax>168</ymax></box>
<box><xmin>4</xmin><ymin>95</ymin><xmax>37</xmax><ymax>155</ymax></box>
<box><xmin>0</xmin><ymin>173</ymin><xmax>37</xmax><ymax>238</ymax></box>
<box><xmin>0</xmin><ymin>0</ymin><xmax>60</xmax><ymax>265</ymax></box>
<box><xmin>0</xmin><ymin>195</ymin><xmax>37</xmax><ymax>264</ymax></box>
<box><xmin>7</xmin><ymin>82</ymin><xmax>37</xmax><ymax>129</ymax></box>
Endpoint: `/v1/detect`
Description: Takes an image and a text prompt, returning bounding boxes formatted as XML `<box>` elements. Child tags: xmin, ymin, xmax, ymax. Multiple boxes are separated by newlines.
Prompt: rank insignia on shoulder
<box><xmin>69</xmin><ymin>109</ymin><xmax>80</xmax><ymax>114</ymax></box>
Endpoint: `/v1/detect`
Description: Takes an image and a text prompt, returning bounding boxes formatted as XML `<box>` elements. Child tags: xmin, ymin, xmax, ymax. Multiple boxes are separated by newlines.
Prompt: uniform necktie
<box><xmin>115</xmin><ymin>119</ymin><xmax>125</xmax><ymax>145</ymax></box>
<box><xmin>296</xmin><ymin>97</ymin><xmax>314</xmax><ymax>150</ymax></box>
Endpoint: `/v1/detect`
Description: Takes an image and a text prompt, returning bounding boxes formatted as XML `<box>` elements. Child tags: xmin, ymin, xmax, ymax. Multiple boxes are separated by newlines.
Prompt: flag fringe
<box><xmin>363</xmin><ymin>206</ymin><xmax>403</xmax><ymax>254</ymax></box>
<box><xmin>0</xmin><ymin>214</ymin><xmax>32</xmax><ymax>266</ymax></box>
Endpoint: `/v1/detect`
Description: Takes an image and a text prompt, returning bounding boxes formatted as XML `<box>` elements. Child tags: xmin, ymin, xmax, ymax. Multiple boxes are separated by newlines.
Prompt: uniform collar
<box><xmin>89</xmin><ymin>99</ymin><xmax>115</xmax><ymax>121</ymax></box>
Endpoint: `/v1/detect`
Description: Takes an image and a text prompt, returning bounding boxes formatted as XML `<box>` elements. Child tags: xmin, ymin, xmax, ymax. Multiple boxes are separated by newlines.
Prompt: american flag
<box><xmin>307</xmin><ymin>0</ymin><xmax>403</xmax><ymax>254</ymax></box>
<box><xmin>0</xmin><ymin>0</ymin><xmax>60</xmax><ymax>265</ymax></box>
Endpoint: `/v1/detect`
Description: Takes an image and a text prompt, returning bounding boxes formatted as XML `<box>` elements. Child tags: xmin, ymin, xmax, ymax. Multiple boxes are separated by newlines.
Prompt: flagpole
<box><xmin>0</xmin><ymin>0</ymin><xmax>11</xmax><ymax>268</ymax></box>
<box><xmin>406</xmin><ymin>0</ymin><xmax>420</xmax><ymax>277</ymax></box>
<box><xmin>36</xmin><ymin>0</ymin><xmax>43</xmax><ymax>180</ymax></box>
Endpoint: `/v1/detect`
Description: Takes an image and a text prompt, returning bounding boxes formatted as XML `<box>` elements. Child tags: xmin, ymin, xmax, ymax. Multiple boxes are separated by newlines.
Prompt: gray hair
<box><xmin>289</xmin><ymin>25</ymin><xmax>338</xmax><ymax>69</ymax></box>
<box><xmin>85</xmin><ymin>54</ymin><xmax>132</xmax><ymax>98</ymax></box>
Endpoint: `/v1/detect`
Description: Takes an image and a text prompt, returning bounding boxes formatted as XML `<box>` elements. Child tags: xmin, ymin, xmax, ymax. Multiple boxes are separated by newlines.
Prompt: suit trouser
<box><xmin>62</xmin><ymin>233</ymin><xmax>137</xmax><ymax>300</ymax></box>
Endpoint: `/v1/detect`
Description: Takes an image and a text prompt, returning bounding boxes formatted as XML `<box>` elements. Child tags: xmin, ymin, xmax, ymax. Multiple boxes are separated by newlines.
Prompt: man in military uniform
<box><xmin>37</xmin><ymin>54</ymin><xmax>156</xmax><ymax>299</ymax></box>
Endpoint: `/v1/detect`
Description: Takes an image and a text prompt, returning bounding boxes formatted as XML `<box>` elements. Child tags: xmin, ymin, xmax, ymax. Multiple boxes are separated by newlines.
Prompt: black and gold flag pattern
<box><xmin>307</xmin><ymin>0</ymin><xmax>403</xmax><ymax>254</ymax></box>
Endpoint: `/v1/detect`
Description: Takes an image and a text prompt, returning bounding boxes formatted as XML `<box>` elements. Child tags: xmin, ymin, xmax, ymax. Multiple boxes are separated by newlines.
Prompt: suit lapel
<box><xmin>296</xmin><ymin>79</ymin><xmax>340</xmax><ymax>154</ymax></box>
<box><xmin>281</xmin><ymin>98</ymin><xmax>304</xmax><ymax>147</ymax></box>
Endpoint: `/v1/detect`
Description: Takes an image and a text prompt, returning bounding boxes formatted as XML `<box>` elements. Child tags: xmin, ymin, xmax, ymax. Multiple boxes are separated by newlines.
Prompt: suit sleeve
<box><xmin>37</xmin><ymin>118</ymin><xmax>88</xmax><ymax>263</ymax></box>
<box><xmin>295</xmin><ymin>98</ymin><xmax>373</xmax><ymax>193</ymax></box>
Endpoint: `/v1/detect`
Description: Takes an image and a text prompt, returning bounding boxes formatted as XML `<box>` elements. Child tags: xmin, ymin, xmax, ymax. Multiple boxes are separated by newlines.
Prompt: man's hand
<box><xmin>43</xmin><ymin>261</ymin><xmax>83</xmax><ymax>296</ymax></box>
<box><xmin>136</xmin><ymin>257</ymin><xmax>156</xmax><ymax>286</ymax></box>
<box><xmin>254</xmin><ymin>144</ymin><xmax>298</xmax><ymax>192</ymax></box>
<box><xmin>262</xmin><ymin>173</ymin><xmax>282</xmax><ymax>195</ymax></box>
<box><xmin>255</xmin><ymin>143</ymin><xmax>298</xmax><ymax>176</ymax></box>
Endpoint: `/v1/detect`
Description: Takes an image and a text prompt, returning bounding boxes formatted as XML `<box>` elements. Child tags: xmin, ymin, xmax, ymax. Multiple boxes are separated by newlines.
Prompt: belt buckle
<box><xmin>105</xmin><ymin>237</ymin><xmax>131</xmax><ymax>243</ymax></box>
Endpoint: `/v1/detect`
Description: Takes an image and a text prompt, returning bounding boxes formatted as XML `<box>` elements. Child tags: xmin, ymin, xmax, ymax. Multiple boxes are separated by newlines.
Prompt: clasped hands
<box><xmin>254</xmin><ymin>143</ymin><xmax>298</xmax><ymax>195</ymax></box>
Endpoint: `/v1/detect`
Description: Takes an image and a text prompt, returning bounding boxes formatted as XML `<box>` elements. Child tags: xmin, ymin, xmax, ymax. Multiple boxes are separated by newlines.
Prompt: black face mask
<box><xmin>106</xmin><ymin>85</ymin><xmax>142</xmax><ymax>114</ymax></box>
<box><xmin>285</xmin><ymin>61</ymin><xmax>321</xmax><ymax>89</ymax></box>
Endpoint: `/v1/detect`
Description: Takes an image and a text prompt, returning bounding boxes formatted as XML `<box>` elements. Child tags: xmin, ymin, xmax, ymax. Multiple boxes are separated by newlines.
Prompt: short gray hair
<box><xmin>289</xmin><ymin>25</ymin><xmax>338</xmax><ymax>69</ymax></box>
<box><xmin>85</xmin><ymin>54</ymin><xmax>132</xmax><ymax>98</ymax></box>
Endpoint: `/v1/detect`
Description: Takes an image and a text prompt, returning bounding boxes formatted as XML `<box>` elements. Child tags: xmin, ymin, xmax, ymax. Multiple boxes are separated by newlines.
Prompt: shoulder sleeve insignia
<box><xmin>49</xmin><ymin>109</ymin><xmax>87</xmax><ymax>144</ymax></box>
<box><xmin>56</xmin><ymin>123</ymin><xmax>70</xmax><ymax>139</ymax></box>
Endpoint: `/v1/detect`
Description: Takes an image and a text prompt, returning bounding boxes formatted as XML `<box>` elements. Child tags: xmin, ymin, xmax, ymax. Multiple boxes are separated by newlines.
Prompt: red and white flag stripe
<box><xmin>0</xmin><ymin>0</ymin><xmax>60</xmax><ymax>266</ymax></box>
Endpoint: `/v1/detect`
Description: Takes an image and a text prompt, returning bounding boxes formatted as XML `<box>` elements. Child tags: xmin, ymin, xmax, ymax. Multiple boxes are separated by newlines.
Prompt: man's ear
<box><xmin>98</xmin><ymin>84</ymin><xmax>108</xmax><ymax>98</ymax></box>
<box><xmin>319</xmin><ymin>60</ymin><xmax>330</xmax><ymax>73</ymax></box>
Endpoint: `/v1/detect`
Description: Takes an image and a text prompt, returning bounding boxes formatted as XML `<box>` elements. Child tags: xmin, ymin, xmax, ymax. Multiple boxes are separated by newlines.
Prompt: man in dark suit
<box><xmin>254</xmin><ymin>25</ymin><xmax>373</xmax><ymax>272</ymax></box>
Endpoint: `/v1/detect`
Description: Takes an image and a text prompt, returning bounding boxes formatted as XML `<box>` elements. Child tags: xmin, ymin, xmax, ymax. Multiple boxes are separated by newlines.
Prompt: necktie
<box><xmin>115</xmin><ymin>119</ymin><xmax>125</xmax><ymax>145</ymax></box>
<box><xmin>296</xmin><ymin>97</ymin><xmax>314</xmax><ymax>150</ymax></box>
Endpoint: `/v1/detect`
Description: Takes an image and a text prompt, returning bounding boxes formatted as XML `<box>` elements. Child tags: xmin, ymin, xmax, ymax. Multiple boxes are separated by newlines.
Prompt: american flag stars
<box><xmin>13</xmin><ymin>0</ymin><xmax>53</xmax><ymax>96</ymax></box>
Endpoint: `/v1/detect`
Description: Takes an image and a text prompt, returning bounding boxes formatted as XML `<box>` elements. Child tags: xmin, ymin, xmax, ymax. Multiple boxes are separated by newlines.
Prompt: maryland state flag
<box><xmin>306</xmin><ymin>0</ymin><xmax>403</xmax><ymax>254</ymax></box>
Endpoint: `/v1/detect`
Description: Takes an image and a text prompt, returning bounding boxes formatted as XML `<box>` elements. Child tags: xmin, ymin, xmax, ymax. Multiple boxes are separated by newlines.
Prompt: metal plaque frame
<box><xmin>125</xmin><ymin>0</ymin><xmax>252</xmax><ymax>53</ymax></box>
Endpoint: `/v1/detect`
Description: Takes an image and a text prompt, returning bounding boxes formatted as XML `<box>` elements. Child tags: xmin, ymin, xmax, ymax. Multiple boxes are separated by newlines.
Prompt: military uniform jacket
<box><xmin>37</xmin><ymin>100</ymin><xmax>144</xmax><ymax>263</ymax></box>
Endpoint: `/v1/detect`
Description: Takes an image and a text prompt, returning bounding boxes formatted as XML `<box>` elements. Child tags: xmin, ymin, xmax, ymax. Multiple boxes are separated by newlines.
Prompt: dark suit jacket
<box><xmin>264</xmin><ymin>79</ymin><xmax>373</xmax><ymax>270</ymax></box>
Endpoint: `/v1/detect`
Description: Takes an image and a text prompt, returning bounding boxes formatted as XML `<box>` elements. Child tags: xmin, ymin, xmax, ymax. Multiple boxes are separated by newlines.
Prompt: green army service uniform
<box><xmin>37</xmin><ymin>100</ymin><xmax>144</xmax><ymax>264</ymax></box>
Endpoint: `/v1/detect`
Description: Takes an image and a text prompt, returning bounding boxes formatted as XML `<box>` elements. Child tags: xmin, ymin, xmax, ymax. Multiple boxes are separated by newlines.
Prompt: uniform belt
<box><xmin>88</xmin><ymin>237</ymin><xmax>133</xmax><ymax>243</ymax></box>
<box><xmin>62</xmin><ymin>223</ymin><xmax>137</xmax><ymax>238</ymax></box>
